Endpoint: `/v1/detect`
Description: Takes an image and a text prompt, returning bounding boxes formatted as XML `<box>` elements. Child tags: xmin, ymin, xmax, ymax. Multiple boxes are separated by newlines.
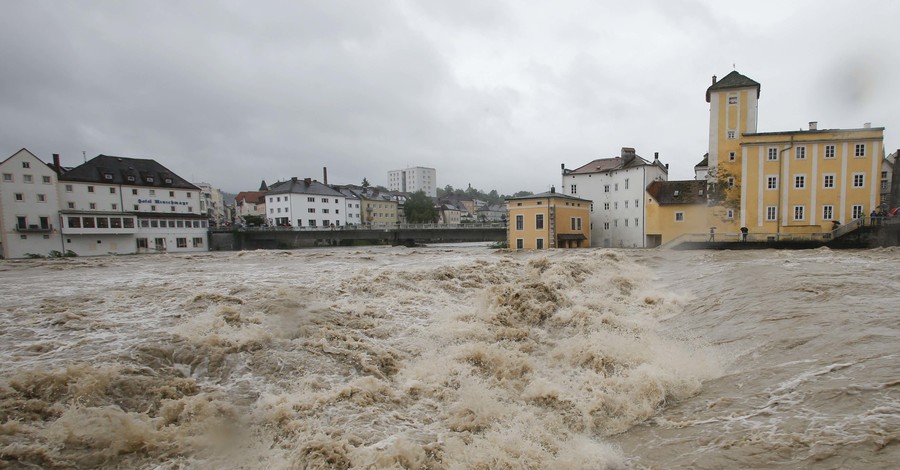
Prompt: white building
<box><xmin>387</xmin><ymin>166</ymin><xmax>437</xmax><ymax>197</ymax></box>
<box><xmin>562</xmin><ymin>148</ymin><xmax>668</xmax><ymax>248</ymax></box>
<box><xmin>333</xmin><ymin>186</ymin><xmax>362</xmax><ymax>226</ymax></box>
<box><xmin>265</xmin><ymin>177</ymin><xmax>346</xmax><ymax>228</ymax></box>
<box><xmin>0</xmin><ymin>149</ymin><xmax>63</xmax><ymax>258</ymax></box>
<box><xmin>195</xmin><ymin>182</ymin><xmax>227</xmax><ymax>226</ymax></box>
<box><xmin>57</xmin><ymin>154</ymin><xmax>209</xmax><ymax>255</ymax></box>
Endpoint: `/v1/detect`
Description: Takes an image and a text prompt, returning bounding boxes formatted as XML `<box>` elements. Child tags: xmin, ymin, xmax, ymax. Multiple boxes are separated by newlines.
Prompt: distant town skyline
<box><xmin>2</xmin><ymin>1</ymin><xmax>898</xmax><ymax>194</ymax></box>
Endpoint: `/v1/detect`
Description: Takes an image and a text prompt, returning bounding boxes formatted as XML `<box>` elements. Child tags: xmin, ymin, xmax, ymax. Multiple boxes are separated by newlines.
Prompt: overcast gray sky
<box><xmin>2</xmin><ymin>0</ymin><xmax>898</xmax><ymax>195</ymax></box>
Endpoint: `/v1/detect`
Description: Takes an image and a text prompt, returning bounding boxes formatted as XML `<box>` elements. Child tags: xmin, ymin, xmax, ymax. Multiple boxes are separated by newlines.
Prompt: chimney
<box><xmin>621</xmin><ymin>147</ymin><xmax>635</xmax><ymax>157</ymax></box>
<box><xmin>303</xmin><ymin>177</ymin><xmax>311</xmax><ymax>185</ymax></box>
<box><xmin>323</xmin><ymin>167</ymin><xmax>328</xmax><ymax>185</ymax></box>
<box><xmin>864</xmin><ymin>122</ymin><xmax>872</xmax><ymax>128</ymax></box>
<box><xmin>52</xmin><ymin>153</ymin><xmax>61</xmax><ymax>175</ymax></box>
<box><xmin>550</xmin><ymin>185</ymin><xmax>556</xmax><ymax>194</ymax></box>
<box><xmin>809</xmin><ymin>121</ymin><xmax>817</xmax><ymax>130</ymax></box>
<box><xmin>654</xmin><ymin>152</ymin><xmax>659</xmax><ymax>161</ymax></box>
<box><xmin>712</xmin><ymin>75</ymin><xmax>717</xmax><ymax>85</ymax></box>
<box><xmin>291</xmin><ymin>176</ymin><xmax>298</xmax><ymax>182</ymax></box>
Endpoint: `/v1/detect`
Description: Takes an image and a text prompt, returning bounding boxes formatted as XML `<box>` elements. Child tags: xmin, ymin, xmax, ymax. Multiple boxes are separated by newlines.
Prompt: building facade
<box><xmin>562</xmin><ymin>148</ymin><xmax>668</xmax><ymax>248</ymax></box>
<box><xmin>265</xmin><ymin>178</ymin><xmax>346</xmax><ymax>228</ymax></box>
<box><xmin>706</xmin><ymin>71</ymin><xmax>885</xmax><ymax>235</ymax></box>
<box><xmin>195</xmin><ymin>182</ymin><xmax>227</xmax><ymax>226</ymax></box>
<box><xmin>0</xmin><ymin>149</ymin><xmax>63</xmax><ymax>258</ymax></box>
<box><xmin>644</xmin><ymin>180</ymin><xmax>709</xmax><ymax>246</ymax></box>
<box><xmin>234</xmin><ymin>190</ymin><xmax>267</xmax><ymax>223</ymax></box>
<box><xmin>387</xmin><ymin>166</ymin><xmax>437</xmax><ymax>197</ymax></box>
<box><xmin>57</xmin><ymin>154</ymin><xmax>209</xmax><ymax>255</ymax></box>
<box><xmin>506</xmin><ymin>189</ymin><xmax>591</xmax><ymax>250</ymax></box>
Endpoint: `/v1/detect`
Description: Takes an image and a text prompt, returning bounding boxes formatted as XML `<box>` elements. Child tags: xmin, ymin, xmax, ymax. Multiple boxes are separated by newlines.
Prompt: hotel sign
<box><xmin>138</xmin><ymin>199</ymin><xmax>189</xmax><ymax>206</ymax></box>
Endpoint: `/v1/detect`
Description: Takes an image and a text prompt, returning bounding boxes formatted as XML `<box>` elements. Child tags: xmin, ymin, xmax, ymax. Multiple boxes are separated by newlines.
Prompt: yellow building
<box><xmin>704</xmin><ymin>71</ymin><xmax>885</xmax><ymax>235</ymax></box>
<box><xmin>506</xmin><ymin>189</ymin><xmax>591</xmax><ymax>250</ymax></box>
<box><xmin>644</xmin><ymin>180</ymin><xmax>709</xmax><ymax>246</ymax></box>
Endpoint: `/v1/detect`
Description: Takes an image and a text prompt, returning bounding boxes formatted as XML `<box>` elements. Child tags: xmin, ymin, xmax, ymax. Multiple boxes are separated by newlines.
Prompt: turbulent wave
<box><xmin>0</xmin><ymin>247</ymin><xmax>716</xmax><ymax>468</ymax></box>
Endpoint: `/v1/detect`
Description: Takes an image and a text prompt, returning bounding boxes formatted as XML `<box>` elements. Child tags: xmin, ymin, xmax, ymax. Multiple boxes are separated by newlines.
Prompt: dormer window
<box><xmin>673</xmin><ymin>190</ymin><xmax>680</xmax><ymax>197</ymax></box>
<box><xmin>164</xmin><ymin>178</ymin><xmax>173</xmax><ymax>184</ymax></box>
<box><xmin>146</xmin><ymin>177</ymin><xmax>154</xmax><ymax>183</ymax></box>
<box><xmin>103</xmin><ymin>173</ymin><xmax>113</xmax><ymax>180</ymax></box>
<box><xmin>126</xmin><ymin>175</ymin><xmax>135</xmax><ymax>182</ymax></box>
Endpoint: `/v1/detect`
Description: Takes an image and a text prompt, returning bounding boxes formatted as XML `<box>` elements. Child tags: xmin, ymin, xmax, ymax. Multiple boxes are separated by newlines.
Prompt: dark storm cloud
<box><xmin>1</xmin><ymin>1</ymin><xmax>899</xmax><ymax>194</ymax></box>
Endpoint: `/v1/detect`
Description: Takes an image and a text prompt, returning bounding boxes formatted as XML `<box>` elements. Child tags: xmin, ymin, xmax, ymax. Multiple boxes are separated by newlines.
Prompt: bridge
<box><xmin>210</xmin><ymin>223</ymin><xmax>508</xmax><ymax>250</ymax></box>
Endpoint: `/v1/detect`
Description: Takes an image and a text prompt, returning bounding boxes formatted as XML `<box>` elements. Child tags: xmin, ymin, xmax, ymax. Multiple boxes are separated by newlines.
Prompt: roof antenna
<box><xmin>733</xmin><ymin>63</ymin><xmax>736</xmax><ymax>71</ymax></box>
<box><xmin>82</xmin><ymin>151</ymin><xmax>86</xmax><ymax>162</ymax></box>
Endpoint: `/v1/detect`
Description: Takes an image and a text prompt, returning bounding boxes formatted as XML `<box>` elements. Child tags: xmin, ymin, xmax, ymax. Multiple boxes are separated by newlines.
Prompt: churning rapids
<box><xmin>0</xmin><ymin>246</ymin><xmax>898</xmax><ymax>469</ymax></box>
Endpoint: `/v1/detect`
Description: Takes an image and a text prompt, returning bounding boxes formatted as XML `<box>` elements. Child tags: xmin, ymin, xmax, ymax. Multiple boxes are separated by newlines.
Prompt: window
<box><xmin>103</xmin><ymin>173</ymin><xmax>113</xmax><ymax>180</ymax></box>
<box><xmin>110</xmin><ymin>217</ymin><xmax>122</xmax><ymax>228</ymax></box>
<box><xmin>570</xmin><ymin>217</ymin><xmax>582</xmax><ymax>230</ymax></box>
<box><xmin>127</xmin><ymin>175</ymin><xmax>135</xmax><ymax>182</ymax></box>
<box><xmin>635</xmin><ymin>199</ymin><xmax>639</xmax><ymax>207</ymax></box>
<box><xmin>729</xmin><ymin>151</ymin><xmax>736</xmax><ymax>161</ymax></box>
<box><xmin>87</xmin><ymin>185</ymin><xmax>94</xmax><ymax>192</ymax></box>
<box><xmin>603</xmin><ymin>222</ymin><xmax>610</xmax><ymax>230</ymax></box>
<box><xmin>675</xmin><ymin>212</ymin><xmax>684</xmax><ymax>222</ymax></box>
<box><xmin>852</xmin><ymin>205</ymin><xmax>864</xmax><ymax>219</ymax></box>
<box><xmin>604</xmin><ymin>203</ymin><xmax>610</xmax><ymax>210</ymax></box>
<box><xmin>793</xmin><ymin>206</ymin><xmax>805</xmax><ymax>221</ymax></box>
<box><xmin>570</xmin><ymin>184</ymin><xmax>577</xmax><ymax>194</ymax></box>
<box><xmin>794</xmin><ymin>175</ymin><xmax>806</xmax><ymax>189</ymax></box>
<box><xmin>853</xmin><ymin>173</ymin><xmax>865</xmax><ymax>188</ymax></box>
<box><xmin>823</xmin><ymin>205</ymin><xmax>834</xmax><ymax>220</ymax></box>
<box><xmin>108</xmin><ymin>187</ymin><xmax>116</xmax><ymax>194</ymax></box>
<box><xmin>796</xmin><ymin>146</ymin><xmax>806</xmax><ymax>159</ymax></box>
<box><xmin>169</xmin><ymin>191</ymin><xmax>175</xmax><ymax>197</ymax></box>
<box><xmin>168</xmin><ymin>220</ymin><xmax>176</xmax><ymax>228</ymax></box>
<box><xmin>307</xmin><ymin>197</ymin><xmax>315</xmax><ymax>202</ymax></box>
<box><xmin>68</xmin><ymin>217</ymin><xmax>81</xmax><ymax>228</ymax></box>
<box><xmin>535</xmin><ymin>214</ymin><xmax>544</xmax><ymax>230</ymax></box>
<box><xmin>536</xmin><ymin>239</ymin><xmax>544</xmax><ymax>249</ymax></box>
<box><xmin>193</xmin><ymin>237</ymin><xmax>203</xmax><ymax>247</ymax></box>
<box><xmin>766</xmin><ymin>206</ymin><xmax>777</xmax><ymax>221</ymax></box>
<box><xmin>68</xmin><ymin>202</ymin><xmax>75</xmax><ymax>209</ymax></box>
<box><xmin>176</xmin><ymin>220</ymin><xmax>184</xmax><ymax>228</ymax></box>
<box><xmin>614</xmin><ymin>202</ymin><xmax>618</xmax><ymax>209</ymax></box>
<box><xmin>604</xmin><ymin>185</ymin><xmax>610</xmax><ymax>193</ymax></box>
<box><xmin>149</xmin><ymin>189</ymin><xmax>155</xmax><ymax>196</ymax></box>
<box><xmin>14</xmin><ymin>193</ymin><xmax>23</xmax><ymax>201</ymax></box>
<box><xmin>854</xmin><ymin>144</ymin><xmax>865</xmax><ymax>157</ymax></box>
<box><xmin>823</xmin><ymin>174</ymin><xmax>835</xmax><ymax>188</ymax></box>
<box><xmin>726</xmin><ymin>209</ymin><xmax>734</xmax><ymax>219</ymax></box>
<box><xmin>624</xmin><ymin>201</ymin><xmax>629</xmax><ymax>208</ymax></box>
<box><xmin>133</xmin><ymin>204</ymin><xmax>139</xmax><ymax>210</ymax></box>
<box><xmin>768</xmin><ymin>148</ymin><xmax>778</xmax><ymax>161</ymax></box>
<box><xmin>322</xmin><ymin>198</ymin><xmax>329</xmax><ymax>203</ymax></box>
<box><xmin>186</xmin><ymin>192</ymin><xmax>192</xmax><ymax>198</ymax></box>
<box><xmin>132</xmin><ymin>189</ymin><xmax>138</xmax><ymax>195</ymax></box>
<box><xmin>590</xmin><ymin>204</ymin><xmax>594</xmax><ymax>213</ymax></box>
<box><xmin>123</xmin><ymin>218</ymin><xmax>134</xmax><ymax>228</ymax></box>
<box><xmin>23</xmin><ymin>174</ymin><xmax>33</xmax><ymax>183</ymax></box>
<box><xmin>22</xmin><ymin>161</ymin><xmax>30</xmax><ymax>168</ymax></box>
<box><xmin>322</xmin><ymin>208</ymin><xmax>330</xmax><ymax>214</ymax></box>
<box><xmin>97</xmin><ymin>217</ymin><xmax>110</xmax><ymax>228</ymax></box>
<box><xmin>37</xmin><ymin>194</ymin><xmax>46</xmax><ymax>202</ymax></box>
<box><xmin>163</xmin><ymin>178</ymin><xmax>172</xmax><ymax>184</ymax></box>
<box><xmin>137</xmin><ymin>238</ymin><xmax>148</xmax><ymax>249</ymax></box>
<box><xmin>767</xmin><ymin>176</ymin><xmax>778</xmax><ymax>190</ymax></box>
<box><xmin>624</xmin><ymin>179</ymin><xmax>629</xmax><ymax>190</ymax></box>
<box><xmin>634</xmin><ymin>218</ymin><xmax>639</xmax><ymax>226</ymax></box>
<box><xmin>308</xmin><ymin>208</ymin><xmax>315</xmax><ymax>213</ymax></box>
<box><xmin>42</xmin><ymin>175</ymin><xmax>51</xmax><ymax>184</ymax></box>
<box><xmin>883</xmin><ymin>180</ymin><xmax>889</xmax><ymax>191</ymax></box>
<box><xmin>727</xmin><ymin>177</ymin><xmax>735</xmax><ymax>188</ymax></box>
<box><xmin>171</xmin><ymin>206</ymin><xmax>176</xmax><ymax>212</ymax></box>
<box><xmin>614</xmin><ymin>183</ymin><xmax>619</xmax><ymax>191</ymax></box>
<box><xmin>624</xmin><ymin>219</ymin><xmax>629</xmax><ymax>227</ymax></box>
<box><xmin>516</xmin><ymin>239</ymin><xmax>524</xmax><ymax>250</ymax></box>
<box><xmin>82</xmin><ymin>217</ymin><xmax>95</xmax><ymax>228</ymax></box>
<box><xmin>515</xmin><ymin>215</ymin><xmax>524</xmax><ymax>230</ymax></box>
<box><xmin>177</xmin><ymin>238</ymin><xmax>187</xmax><ymax>248</ymax></box>
<box><xmin>16</xmin><ymin>216</ymin><xmax>26</xmax><ymax>229</ymax></box>
<box><xmin>322</xmin><ymin>219</ymin><xmax>330</xmax><ymax>227</ymax></box>
<box><xmin>2</xmin><ymin>173</ymin><xmax>12</xmax><ymax>182</ymax></box>
<box><xmin>89</xmin><ymin>202</ymin><xmax>96</xmax><ymax>210</ymax></box>
<box><xmin>614</xmin><ymin>219</ymin><xmax>618</xmax><ymax>227</ymax></box>
<box><xmin>825</xmin><ymin>145</ymin><xmax>835</xmax><ymax>159</ymax></box>
<box><xmin>151</xmin><ymin>205</ymin><xmax>157</xmax><ymax>211</ymax></box>
<box><xmin>150</xmin><ymin>220</ymin><xmax>159</xmax><ymax>228</ymax></box>
<box><xmin>727</xmin><ymin>130</ymin><xmax>736</xmax><ymax>140</ymax></box>
<box><xmin>728</xmin><ymin>95</ymin><xmax>738</xmax><ymax>104</ymax></box>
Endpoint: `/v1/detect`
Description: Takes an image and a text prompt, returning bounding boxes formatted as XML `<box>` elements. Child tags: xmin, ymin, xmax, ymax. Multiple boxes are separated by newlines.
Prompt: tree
<box><xmin>361</xmin><ymin>178</ymin><xmax>370</xmax><ymax>188</ymax></box>
<box><xmin>404</xmin><ymin>190</ymin><xmax>438</xmax><ymax>223</ymax></box>
<box><xmin>242</xmin><ymin>214</ymin><xmax>265</xmax><ymax>226</ymax></box>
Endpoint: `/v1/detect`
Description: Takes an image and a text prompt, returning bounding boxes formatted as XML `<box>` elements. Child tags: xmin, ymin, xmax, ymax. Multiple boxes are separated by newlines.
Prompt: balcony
<box><xmin>15</xmin><ymin>224</ymin><xmax>53</xmax><ymax>233</ymax></box>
